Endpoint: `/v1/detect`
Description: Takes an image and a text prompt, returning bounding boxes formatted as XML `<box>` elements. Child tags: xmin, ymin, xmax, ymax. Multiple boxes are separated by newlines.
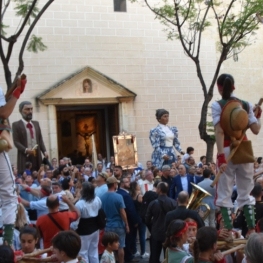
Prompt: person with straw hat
<box><xmin>211</xmin><ymin>73</ymin><xmax>262</xmax><ymax>238</ymax></box>
<box><xmin>0</xmin><ymin>75</ymin><xmax>27</xmax><ymax>246</ymax></box>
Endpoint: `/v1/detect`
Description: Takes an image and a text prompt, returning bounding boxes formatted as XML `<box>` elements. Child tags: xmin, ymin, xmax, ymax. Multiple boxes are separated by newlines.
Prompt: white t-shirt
<box><xmin>0</xmin><ymin>87</ymin><xmax>6</xmax><ymax>107</ymax></box>
<box><xmin>211</xmin><ymin>95</ymin><xmax>257</xmax><ymax>126</ymax></box>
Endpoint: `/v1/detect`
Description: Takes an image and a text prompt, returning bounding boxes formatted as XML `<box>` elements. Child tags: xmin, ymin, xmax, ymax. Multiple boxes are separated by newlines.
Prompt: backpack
<box><xmin>139</xmin><ymin>191</ymin><xmax>158</xmax><ymax>223</ymax></box>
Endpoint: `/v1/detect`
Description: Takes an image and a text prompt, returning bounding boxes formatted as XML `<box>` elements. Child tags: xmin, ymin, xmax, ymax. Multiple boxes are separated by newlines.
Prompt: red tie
<box><xmin>26</xmin><ymin>123</ymin><xmax>34</xmax><ymax>139</ymax></box>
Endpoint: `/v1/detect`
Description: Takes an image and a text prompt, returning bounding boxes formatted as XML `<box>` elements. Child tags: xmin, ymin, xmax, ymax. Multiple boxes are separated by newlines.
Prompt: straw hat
<box><xmin>0</xmin><ymin>139</ymin><xmax>8</xmax><ymax>153</ymax></box>
<box><xmin>220</xmin><ymin>100</ymin><xmax>248</xmax><ymax>140</ymax></box>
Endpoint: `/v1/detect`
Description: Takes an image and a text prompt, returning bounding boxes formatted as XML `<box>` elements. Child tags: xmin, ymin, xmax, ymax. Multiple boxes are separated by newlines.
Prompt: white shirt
<box><xmin>211</xmin><ymin>95</ymin><xmax>257</xmax><ymax>126</ymax></box>
<box><xmin>159</xmin><ymin>124</ymin><xmax>174</xmax><ymax>147</ymax></box>
<box><xmin>71</xmin><ymin>196</ymin><xmax>101</xmax><ymax>230</ymax></box>
<box><xmin>180</xmin><ymin>176</ymin><xmax>188</xmax><ymax>192</ymax></box>
<box><xmin>182</xmin><ymin>153</ymin><xmax>190</xmax><ymax>164</ymax></box>
<box><xmin>0</xmin><ymin>87</ymin><xmax>6</xmax><ymax>106</ymax></box>
<box><xmin>139</xmin><ymin>179</ymin><xmax>154</xmax><ymax>195</ymax></box>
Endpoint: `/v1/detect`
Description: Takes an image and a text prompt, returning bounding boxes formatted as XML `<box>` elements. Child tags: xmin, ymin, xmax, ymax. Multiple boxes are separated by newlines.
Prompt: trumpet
<box><xmin>187</xmin><ymin>182</ymin><xmax>211</xmax><ymax>220</ymax></box>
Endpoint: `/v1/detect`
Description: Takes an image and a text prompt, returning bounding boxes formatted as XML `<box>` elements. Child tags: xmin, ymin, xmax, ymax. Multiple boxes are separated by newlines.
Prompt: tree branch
<box><xmin>6</xmin><ymin>0</ymin><xmax>38</xmax><ymax>63</ymax></box>
<box><xmin>15</xmin><ymin>0</ymin><xmax>38</xmax><ymax>38</ymax></box>
<box><xmin>220</xmin><ymin>0</ymin><xmax>236</xmax><ymax>37</ymax></box>
<box><xmin>1</xmin><ymin>0</ymin><xmax>11</xmax><ymax>21</ymax></box>
<box><xmin>13</xmin><ymin>0</ymin><xmax>55</xmax><ymax>87</ymax></box>
<box><xmin>0</xmin><ymin>0</ymin><xmax>12</xmax><ymax>89</ymax></box>
<box><xmin>196</xmin><ymin>4</ymin><xmax>210</xmax><ymax>59</ymax></box>
<box><xmin>0</xmin><ymin>34</ymin><xmax>9</xmax><ymax>42</ymax></box>
<box><xmin>211</xmin><ymin>3</ymin><xmax>223</xmax><ymax>46</ymax></box>
<box><xmin>207</xmin><ymin>47</ymin><xmax>229</xmax><ymax>97</ymax></box>
<box><xmin>180</xmin><ymin>0</ymin><xmax>192</xmax><ymax>27</ymax></box>
<box><xmin>173</xmin><ymin>2</ymin><xmax>195</xmax><ymax>61</ymax></box>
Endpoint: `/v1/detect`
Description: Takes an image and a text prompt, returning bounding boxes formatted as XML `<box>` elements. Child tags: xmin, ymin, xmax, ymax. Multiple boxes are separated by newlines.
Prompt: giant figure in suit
<box><xmin>12</xmin><ymin>101</ymin><xmax>48</xmax><ymax>173</ymax></box>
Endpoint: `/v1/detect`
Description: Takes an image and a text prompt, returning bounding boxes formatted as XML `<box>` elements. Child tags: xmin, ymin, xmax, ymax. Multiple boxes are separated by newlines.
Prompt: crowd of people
<box><xmin>0</xmin><ymin>73</ymin><xmax>263</xmax><ymax>263</ymax></box>
<box><xmin>0</xmin><ymin>151</ymin><xmax>262</xmax><ymax>263</ymax></box>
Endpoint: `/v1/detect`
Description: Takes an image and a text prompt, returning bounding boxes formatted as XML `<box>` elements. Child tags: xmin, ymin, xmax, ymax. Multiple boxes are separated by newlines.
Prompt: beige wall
<box><xmin>1</xmin><ymin>0</ymin><xmax>262</xmax><ymax>167</ymax></box>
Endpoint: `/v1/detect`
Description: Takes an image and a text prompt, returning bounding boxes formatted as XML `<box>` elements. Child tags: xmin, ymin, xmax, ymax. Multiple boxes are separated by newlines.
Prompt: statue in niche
<box><xmin>82</xmin><ymin>78</ymin><xmax>93</xmax><ymax>93</ymax></box>
<box><xmin>61</xmin><ymin>120</ymin><xmax>71</xmax><ymax>137</ymax></box>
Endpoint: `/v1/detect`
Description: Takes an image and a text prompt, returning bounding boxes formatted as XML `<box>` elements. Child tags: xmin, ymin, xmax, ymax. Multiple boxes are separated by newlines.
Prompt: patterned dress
<box><xmin>149</xmin><ymin>124</ymin><xmax>182</xmax><ymax>169</ymax></box>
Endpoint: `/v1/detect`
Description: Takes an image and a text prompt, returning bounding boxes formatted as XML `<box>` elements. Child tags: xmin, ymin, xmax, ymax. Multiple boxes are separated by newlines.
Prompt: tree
<box><xmin>0</xmin><ymin>0</ymin><xmax>55</xmax><ymax>91</ymax></box>
<box><xmin>130</xmin><ymin>0</ymin><xmax>263</xmax><ymax>161</ymax></box>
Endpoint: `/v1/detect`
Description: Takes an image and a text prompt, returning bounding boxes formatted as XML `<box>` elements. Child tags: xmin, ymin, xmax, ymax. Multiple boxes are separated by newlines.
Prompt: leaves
<box><xmin>27</xmin><ymin>35</ymin><xmax>47</xmax><ymax>53</ymax></box>
<box><xmin>0</xmin><ymin>23</ymin><xmax>9</xmax><ymax>36</ymax></box>
<box><xmin>14</xmin><ymin>0</ymin><xmax>39</xmax><ymax>24</ymax></box>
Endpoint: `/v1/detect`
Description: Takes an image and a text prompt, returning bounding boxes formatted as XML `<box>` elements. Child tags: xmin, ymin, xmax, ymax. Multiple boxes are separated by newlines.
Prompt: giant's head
<box><xmin>19</xmin><ymin>101</ymin><xmax>33</xmax><ymax>121</ymax></box>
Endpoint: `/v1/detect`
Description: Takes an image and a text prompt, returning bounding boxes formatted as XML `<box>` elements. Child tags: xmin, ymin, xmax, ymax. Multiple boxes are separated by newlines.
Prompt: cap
<box><xmin>98</xmin><ymin>172</ymin><xmax>108</xmax><ymax>180</ymax></box>
<box><xmin>106</xmin><ymin>176</ymin><xmax>120</xmax><ymax>184</ymax></box>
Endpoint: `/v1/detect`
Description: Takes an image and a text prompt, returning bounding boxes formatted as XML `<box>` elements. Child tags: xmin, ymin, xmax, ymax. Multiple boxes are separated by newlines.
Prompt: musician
<box><xmin>165</xmin><ymin>191</ymin><xmax>204</xmax><ymax>231</ymax></box>
<box><xmin>149</xmin><ymin>109</ymin><xmax>184</xmax><ymax>169</ymax></box>
<box><xmin>12</xmin><ymin>101</ymin><xmax>48</xmax><ymax>173</ymax></box>
<box><xmin>0</xmin><ymin>76</ymin><xmax>26</xmax><ymax>245</ymax></box>
<box><xmin>211</xmin><ymin>73</ymin><xmax>261</xmax><ymax>237</ymax></box>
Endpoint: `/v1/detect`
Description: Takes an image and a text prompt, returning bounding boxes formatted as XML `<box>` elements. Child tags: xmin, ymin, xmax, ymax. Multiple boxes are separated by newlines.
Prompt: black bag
<box><xmin>97</xmin><ymin>208</ymin><xmax>106</xmax><ymax>230</ymax></box>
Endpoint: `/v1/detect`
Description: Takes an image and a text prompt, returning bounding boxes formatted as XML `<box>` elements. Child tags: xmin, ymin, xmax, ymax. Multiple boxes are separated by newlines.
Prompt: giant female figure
<box><xmin>149</xmin><ymin>109</ymin><xmax>184</xmax><ymax>169</ymax></box>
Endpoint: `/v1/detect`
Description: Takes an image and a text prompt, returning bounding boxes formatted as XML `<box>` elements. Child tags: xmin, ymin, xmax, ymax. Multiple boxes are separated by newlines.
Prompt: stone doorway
<box><xmin>56</xmin><ymin>104</ymin><xmax>119</xmax><ymax>163</ymax></box>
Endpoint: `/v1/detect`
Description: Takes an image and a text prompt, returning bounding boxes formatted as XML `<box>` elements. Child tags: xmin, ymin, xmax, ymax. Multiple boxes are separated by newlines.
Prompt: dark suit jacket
<box><xmin>169</xmin><ymin>174</ymin><xmax>194</xmax><ymax>200</ymax></box>
<box><xmin>12</xmin><ymin>120</ymin><xmax>46</xmax><ymax>173</ymax></box>
<box><xmin>194</xmin><ymin>175</ymin><xmax>204</xmax><ymax>184</ymax></box>
<box><xmin>116</xmin><ymin>188</ymin><xmax>141</xmax><ymax>227</ymax></box>
<box><xmin>165</xmin><ymin>206</ymin><xmax>205</xmax><ymax>231</ymax></box>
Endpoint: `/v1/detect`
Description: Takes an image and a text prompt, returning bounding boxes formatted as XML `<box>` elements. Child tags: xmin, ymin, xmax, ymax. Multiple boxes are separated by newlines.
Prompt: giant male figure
<box><xmin>12</xmin><ymin>101</ymin><xmax>48</xmax><ymax>173</ymax></box>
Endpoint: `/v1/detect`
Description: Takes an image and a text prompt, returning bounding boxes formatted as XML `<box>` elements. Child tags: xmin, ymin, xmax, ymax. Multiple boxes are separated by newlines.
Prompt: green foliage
<box><xmin>0</xmin><ymin>0</ymin><xmax>48</xmax><ymax>55</ymax></box>
<box><xmin>27</xmin><ymin>34</ymin><xmax>47</xmax><ymax>53</ymax></box>
<box><xmin>0</xmin><ymin>23</ymin><xmax>9</xmax><ymax>36</ymax></box>
<box><xmin>206</xmin><ymin>106</ymin><xmax>215</xmax><ymax>141</ymax></box>
<box><xmin>131</xmin><ymin>0</ymin><xmax>263</xmax><ymax>59</ymax></box>
<box><xmin>14</xmin><ymin>0</ymin><xmax>40</xmax><ymax>25</ymax></box>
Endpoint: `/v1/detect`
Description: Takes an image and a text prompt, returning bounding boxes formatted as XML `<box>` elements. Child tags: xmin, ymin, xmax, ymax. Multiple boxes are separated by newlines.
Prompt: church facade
<box><xmin>2</xmin><ymin>0</ymin><xmax>262</xmax><ymax>166</ymax></box>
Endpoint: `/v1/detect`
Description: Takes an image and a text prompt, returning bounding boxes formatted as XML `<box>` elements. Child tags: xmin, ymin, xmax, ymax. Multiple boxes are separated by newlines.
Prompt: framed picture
<box><xmin>113</xmin><ymin>134</ymin><xmax>138</xmax><ymax>170</ymax></box>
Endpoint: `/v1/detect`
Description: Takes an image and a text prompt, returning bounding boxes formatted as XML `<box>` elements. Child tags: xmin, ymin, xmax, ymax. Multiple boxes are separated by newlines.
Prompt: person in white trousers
<box><xmin>0</xmin><ymin>75</ymin><xmax>27</xmax><ymax>245</ymax></box>
<box><xmin>212</xmin><ymin>73</ymin><xmax>261</xmax><ymax>237</ymax></box>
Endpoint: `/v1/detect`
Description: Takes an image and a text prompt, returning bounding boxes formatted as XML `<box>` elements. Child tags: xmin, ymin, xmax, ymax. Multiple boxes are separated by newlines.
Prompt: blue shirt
<box><xmin>95</xmin><ymin>184</ymin><xmax>108</xmax><ymax>199</ymax></box>
<box><xmin>20</xmin><ymin>184</ymin><xmax>39</xmax><ymax>203</ymax></box>
<box><xmin>30</xmin><ymin>197</ymin><xmax>48</xmax><ymax>218</ymax></box>
<box><xmin>100</xmin><ymin>192</ymin><xmax>125</xmax><ymax>228</ymax></box>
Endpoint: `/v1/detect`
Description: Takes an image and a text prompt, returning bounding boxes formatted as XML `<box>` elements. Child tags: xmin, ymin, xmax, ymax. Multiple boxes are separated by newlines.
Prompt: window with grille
<box><xmin>114</xmin><ymin>0</ymin><xmax>127</xmax><ymax>12</ymax></box>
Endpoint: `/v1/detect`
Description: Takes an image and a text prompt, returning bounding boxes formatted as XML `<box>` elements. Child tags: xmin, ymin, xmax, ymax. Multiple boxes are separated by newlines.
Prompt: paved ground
<box><xmin>132</xmin><ymin>239</ymin><xmax>164</xmax><ymax>263</ymax></box>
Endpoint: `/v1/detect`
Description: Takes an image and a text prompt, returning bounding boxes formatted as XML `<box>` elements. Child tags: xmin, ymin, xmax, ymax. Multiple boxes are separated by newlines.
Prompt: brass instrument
<box><xmin>187</xmin><ymin>182</ymin><xmax>211</xmax><ymax>220</ymax></box>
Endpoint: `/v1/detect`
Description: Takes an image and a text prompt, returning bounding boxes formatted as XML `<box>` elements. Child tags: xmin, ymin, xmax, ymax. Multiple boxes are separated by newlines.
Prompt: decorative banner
<box><xmin>113</xmin><ymin>132</ymin><xmax>138</xmax><ymax>170</ymax></box>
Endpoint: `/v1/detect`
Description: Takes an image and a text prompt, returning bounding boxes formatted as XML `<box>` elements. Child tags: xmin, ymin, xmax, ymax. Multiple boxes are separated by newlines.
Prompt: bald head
<box><xmin>178</xmin><ymin>191</ymin><xmax>189</xmax><ymax>205</ymax></box>
<box><xmin>46</xmin><ymin>194</ymin><xmax>59</xmax><ymax>209</ymax></box>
